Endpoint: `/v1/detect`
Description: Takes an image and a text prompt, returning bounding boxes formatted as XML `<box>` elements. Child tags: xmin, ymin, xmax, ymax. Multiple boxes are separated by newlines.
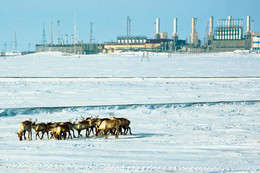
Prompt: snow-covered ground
<box><xmin>0</xmin><ymin>51</ymin><xmax>260</xmax><ymax>77</ymax></box>
<box><xmin>0</xmin><ymin>52</ymin><xmax>260</xmax><ymax>172</ymax></box>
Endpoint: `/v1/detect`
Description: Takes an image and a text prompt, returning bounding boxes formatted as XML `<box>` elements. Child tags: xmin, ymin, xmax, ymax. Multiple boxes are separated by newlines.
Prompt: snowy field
<box><xmin>0</xmin><ymin>52</ymin><xmax>260</xmax><ymax>172</ymax></box>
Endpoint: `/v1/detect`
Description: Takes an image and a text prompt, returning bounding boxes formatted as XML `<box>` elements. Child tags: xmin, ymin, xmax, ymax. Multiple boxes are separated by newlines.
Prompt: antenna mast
<box><xmin>42</xmin><ymin>24</ymin><xmax>47</xmax><ymax>45</ymax></box>
<box><xmin>90</xmin><ymin>22</ymin><xmax>93</xmax><ymax>44</ymax></box>
<box><xmin>127</xmin><ymin>17</ymin><xmax>131</xmax><ymax>43</ymax></box>
<box><xmin>57</xmin><ymin>20</ymin><xmax>60</xmax><ymax>44</ymax></box>
<box><xmin>74</xmin><ymin>13</ymin><xmax>79</xmax><ymax>44</ymax></box>
<box><xmin>50</xmin><ymin>23</ymin><xmax>53</xmax><ymax>45</ymax></box>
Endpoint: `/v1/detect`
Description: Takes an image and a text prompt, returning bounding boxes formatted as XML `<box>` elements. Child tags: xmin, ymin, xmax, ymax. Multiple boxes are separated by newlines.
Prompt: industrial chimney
<box><xmin>208</xmin><ymin>16</ymin><xmax>214</xmax><ymax>41</ymax></box>
<box><xmin>246</xmin><ymin>16</ymin><xmax>251</xmax><ymax>33</ymax></box>
<box><xmin>155</xmin><ymin>18</ymin><xmax>160</xmax><ymax>39</ymax></box>
<box><xmin>190</xmin><ymin>18</ymin><xmax>199</xmax><ymax>46</ymax></box>
<box><xmin>172</xmin><ymin>18</ymin><xmax>178</xmax><ymax>45</ymax></box>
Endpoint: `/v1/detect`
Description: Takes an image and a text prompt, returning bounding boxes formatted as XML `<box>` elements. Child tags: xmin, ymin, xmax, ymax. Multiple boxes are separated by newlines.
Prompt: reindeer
<box><xmin>85</xmin><ymin>117</ymin><xmax>96</xmax><ymax>136</ymax></box>
<box><xmin>93</xmin><ymin>116</ymin><xmax>110</xmax><ymax>136</ymax></box>
<box><xmin>31</xmin><ymin>119</ymin><xmax>49</xmax><ymax>140</ymax></box>
<box><xmin>55</xmin><ymin>124</ymin><xmax>72</xmax><ymax>140</ymax></box>
<box><xmin>73</xmin><ymin>117</ymin><xmax>91</xmax><ymax>137</ymax></box>
<box><xmin>17</xmin><ymin>120</ymin><xmax>32</xmax><ymax>141</ymax></box>
<box><xmin>96</xmin><ymin>119</ymin><xmax>120</xmax><ymax>139</ymax></box>
<box><xmin>47</xmin><ymin>122</ymin><xmax>60</xmax><ymax>139</ymax></box>
<box><xmin>59</xmin><ymin>119</ymin><xmax>76</xmax><ymax>138</ymax></box>
<box><xmin>110</xmin><ymin>114</ymin><xmax>132</xmax><ymax>135</ymax></box>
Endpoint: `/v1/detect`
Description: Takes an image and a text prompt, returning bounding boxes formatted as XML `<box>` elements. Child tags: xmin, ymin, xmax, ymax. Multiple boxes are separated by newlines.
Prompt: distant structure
<box><xmin>89</xmin><ymin>22</ymin><xmax>93</xmax><ymax>44</ymax></box>
<box><xmin>190</xmin><ymin>18</ymin><xmax>199</xmax><ymax>47</ymax></box>
<box><xmin>74</xmin><ymin>14</ymin><xmax>79</xmax><ymax>44</ymax></box>
<box><xmin>127</xmin><ymin>16</ymin><xmax>131</xmax><ymax>44</ymax></box>
<box><xmin>50</xmin><ymin>23</ymin><xmax>53</xmax><ymax>45</ymax></box>
<box><xmin>252</xmin><ymin>36</ymin><xmax>260</xmax><ymax>53</ymax></box>
<box><xmin>206</xmin><ymin>16</ymin><xmax>256</xmax><ymax>52</ymax></box>
<box><xmin>172</xmin><ymin>18</ymin><xmax>178</xmax><ymax>45</ymax></box>
<box><xmin>36</xmin><ymin>14</ymin><xmax>259</xmax><ymax>54</ymax></box>
<box><xmin>57</xmin><ymin>20</ymin><xmax>61</xmax><ymax>44</ymax></box>
<box><xmin>13</xmin><ymin>26</ymin><xmax>17</xmax><ymax>52</ymax></box>
<box><xmin>155</xmin><ymin>18</ymin><xmax>160</xmax><ymax>39</ymax></box>
<box><xmin>208</xmin><ymin>16</ymin><xmax>214</xmax><ymax>41</ymax></box>
<box><xmin>41</xmin><ymin>24</ymin><xmax>47</xmax><ymax>45</ymax></box>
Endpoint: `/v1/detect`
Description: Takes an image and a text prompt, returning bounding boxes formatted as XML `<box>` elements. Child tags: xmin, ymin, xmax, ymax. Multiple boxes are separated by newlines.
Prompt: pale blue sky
<box><xmin>0</xmin><ymin>0</ymin><xmax>259</xmax><ymax>51</ymax></box>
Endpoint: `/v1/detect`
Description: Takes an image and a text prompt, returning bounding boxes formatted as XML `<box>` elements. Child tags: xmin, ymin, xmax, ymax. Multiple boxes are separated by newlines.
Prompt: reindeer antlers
<box><xmin>80</xmin><ymin>115</ymin><xmax>84</xmax><ymax>120</ymax></box>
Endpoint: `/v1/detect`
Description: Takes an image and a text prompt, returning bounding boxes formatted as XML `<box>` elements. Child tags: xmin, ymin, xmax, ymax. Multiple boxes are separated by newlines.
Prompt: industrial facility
<box><xmin>205</xmin><ymin>16</ymin><xmax>257</xmax><ymax>52</ymax></box>
<box><xmin>35</xmin><ymin>15</ymin><xmax>259</xmax><ymax>54</ymax></box>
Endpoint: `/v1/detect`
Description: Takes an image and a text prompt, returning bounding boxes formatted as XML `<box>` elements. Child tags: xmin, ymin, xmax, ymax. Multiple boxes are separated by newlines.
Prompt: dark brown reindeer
<box><xmin>55</xmin><ymin>124</ymin><xmax>72</xmax><ymax>140</ymax></box>
<box><xmin>32</xmin><ymin>119</ymin><xmax>49</xmax><ymax>140</ymax></box>
<box><xmin>110</xmin><ymin>114</ymin><xmax>132</xmax><ymax>135</ymax></box>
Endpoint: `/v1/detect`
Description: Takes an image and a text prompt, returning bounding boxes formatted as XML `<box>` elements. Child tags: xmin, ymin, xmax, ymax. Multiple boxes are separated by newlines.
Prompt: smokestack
<box><xmin>209</xmin><ymin>16</ymin><xmax>213</xmax><ymax>33</ymax></box>
<box><xmin>190</xmin><ymin>18</ymin><xmax>198</xmax><ymax>46</ymax></box>
<box><xmin>156</xmin><ymin>18</ymin><xmax>160</xmax><ymax>34</ymax></box>
<box><xmin>208</xmin><ymin>16</ymin><xmax>214</xmax><ymax>41</ymax></box>
<box><xmin>246</xmin><ymin>16</ymin><xmax>251</xmax><ymax>32</ymax></box>
<box><xmin>191</xmin><ymin>18</ymin><xmax>196</xmax><ymax>33</ymax></box>
<box><xmin>173</xmin><ymin>18</ymin><xmax>177</xmax><ymax>36</ymax></box>
<box><xmin>228</xmin><ymin>16</ymin><xmax>232</xmax><ymax>26</ymax></box>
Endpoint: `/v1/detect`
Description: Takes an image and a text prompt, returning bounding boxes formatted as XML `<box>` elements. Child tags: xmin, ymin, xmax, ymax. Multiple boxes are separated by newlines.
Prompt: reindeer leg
<box><xmin>68</xmin><ymin>131</ymin><xmax>72</xmax><ymax>139</ymax></box>
<box><xmin>104</xmin><ymin>130</ymin><xmax>108</xmax><ymax>139</ymax></box>
<box><xmin>40</xmin><ymin>131</ymin><xmax>44</xmax><ymax>140</ymax></box>
<box><xmin>86</xmin><ymin>129</ymin><xmax>89</xmax><ymax>137</ymax></box>
<box><xmin>24</xmin><ymin>131</ymin><xmax>27</xmax><ymax>140</ymax></box>
<box><xmin>29</xmin><ymin>130</ymin><xmax>32</xmax><ymax>140</ymax></box>
<box><xmin>71</xmin><ymin>129</ymin><xmax>76</xmax><ymax>138</ymax></box>
<box><xmin>35</xmin><ymin>131</ymin><xmax>38</xmax><ymax>140</ymax></box>
<box><xmin>128</xmin><ymin>127</ymin><xmax>132</xmax><ymax>135</ymax></box>
<box><xmin>77</xmin><ymin>130</ymin><xmax>81</xmax><ymax>137</ymax></box>
<box><xmin>47</xmin><ymin>131</ymin><xmax>49</xmax><ymax>140</ymax></box>
<box><xmin>115</xmin><ymin>129</ymin><xmax>119</xmax><ymax>139</ymax></box>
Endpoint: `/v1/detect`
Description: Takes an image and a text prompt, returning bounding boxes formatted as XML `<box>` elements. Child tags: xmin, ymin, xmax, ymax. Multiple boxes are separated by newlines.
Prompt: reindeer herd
<box><xmin>17</xmin><ymin>114</ymin><xmax>132</xmax><ymax>141</ymax></box>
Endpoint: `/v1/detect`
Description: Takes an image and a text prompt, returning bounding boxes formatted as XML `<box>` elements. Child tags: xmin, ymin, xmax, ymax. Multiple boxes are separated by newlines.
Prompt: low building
<box><xmin>36</xmin><ymin>43</ymin><xmax>101</xmax><ymax>54</ymax></box>
<box><xmin>103</xmin><ymin>37</ymin><xmax>172</xmax><ymax>53</ymax></box>
<box><xmin>252</xmin><ymin>36</ymin><xmax>260</xmax><ymax>53</ymax></box>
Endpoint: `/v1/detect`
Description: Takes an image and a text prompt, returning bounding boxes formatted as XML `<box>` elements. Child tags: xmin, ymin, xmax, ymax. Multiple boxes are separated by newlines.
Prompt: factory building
<box><xmin>103</xmin><ymin>36</ymin><xmax>147</xmax><ymax>52</ymax></box>
<box><xmin>252</xmin><ymin>36</ymin><xmax>260</xmax><ymax>53</ymax></box>
<box><xmin>103</xmin><ymin>35</ymin><xmax>172</xmax><ymax>52</ymax></box>
<box><xmin>206</xmin><ymin>16</ymin><xmax>254</xmax><ymax>52</ymax></box>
